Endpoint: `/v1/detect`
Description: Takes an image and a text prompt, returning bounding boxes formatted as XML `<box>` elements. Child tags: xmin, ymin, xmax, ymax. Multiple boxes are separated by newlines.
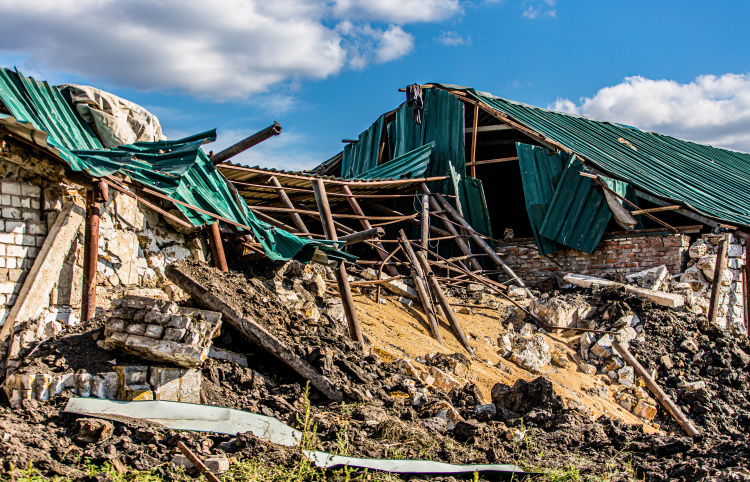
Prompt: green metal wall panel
<box><xmin>539</xmin><ymin>157</ymin><xmax>611</xmax><ymax>253</ymax></box>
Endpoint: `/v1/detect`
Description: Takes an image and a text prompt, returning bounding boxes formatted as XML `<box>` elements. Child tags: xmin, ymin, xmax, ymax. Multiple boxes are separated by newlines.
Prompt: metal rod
<box><xmin>708</xmin><ymin>235</ymin><xmax>728</xmax><ymax>324</ymax></box>
<box><xmin>377</xmin><ymin>245</ymin><xmax>403</xmax><ymax>304</ymax></box>
<box><xmin>431</xmin><ymin>188</ymin><xmax>532</xmax><ymax>297</ymax></box>
<box><xmin>102</xmin><ymin>177</ymin><xmax>193</xmax><ymax>229</ymax></box>
<box><xmin>339</xmin><ymin>227</ymin><xmax>385</xmax><ymax>245</ymax></box>
<box><xmin>342</xmin><ymin>184</ymin><xmax>399</xmax><ymax>277</ymax></box>
<box><xmin>208</xmin><ymin>222</ymin><xmax>229</xmax><ymax>272</ymax></box>
<box><xmin>420</xmin><ymin>185</ymin><xmax>483</xmax><ymax>272</ymax></box>
<box><xmin>399</xmin><ymin>232</ymin><xmax>443</xmax><ymax>345</ymax></box>
<box><xmin>269</xmin><ymin>175</ymin><xmax>311</xmax><ymax>238</ymax></box>
<box><xmin>312</xmin><ymin>179</ymin><xmax>363</xmax><ymax>346</ymax></box>
<box><xmin>218</xmin><ymin>164</ymin><xmax>448</xmax><ymax>186</ymax></box>
<box><xmin>176</xmin><ymin>442</ymin><xmax>221</xmax><ymax>482</ymax></box>
<box><xmin>369</xmin><ymin>203</ymin><xmax>452</xmax><ymax>238</ymax></box>
<box><xmin>415</xmin><ymin>249</ymin><xmax>471</xmax><ymax>354</ymax></box>
<box><xmin>211</xmin><ymin>122</ymin><xmax>281</xmax><ymax>164</ymax></box>
<box><xmin>81</xmin><ymin>182</ymin><xmax>102</xmax><ymax>323</ymax></box>
<box><xmin>612</xmin><ymin>341</ymin><xmax>700</xmax><ymax>439</ymax></box>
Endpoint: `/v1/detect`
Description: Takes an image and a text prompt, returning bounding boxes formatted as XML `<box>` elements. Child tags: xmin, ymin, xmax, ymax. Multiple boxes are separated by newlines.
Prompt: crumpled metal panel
<box><xmin>351</xmin><ymin>142</ymin><xmax>434</xmax><ymax>180</ymax></box>
<box><xmin>434</xmin><ymin>83</ymin><xmax>750</xmax><ymax>228</ymax></box>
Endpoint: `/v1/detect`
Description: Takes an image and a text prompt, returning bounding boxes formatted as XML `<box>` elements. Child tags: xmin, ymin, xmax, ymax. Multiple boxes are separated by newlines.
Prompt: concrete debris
<box><xmin>172</xmin><ymin>454</ymin><xmax>230</xmax><ymax>474</ymax></box>
<box><xmin>509</xmin><ymin>334</ymin><xmax>551</xmax><ymax>374</ymax></box>
<box><xmin>102</xmin><ymin>296</ymin><xmax>222</xmax><ymax>368</ymax></box>
<box><xmin>564</xmin><ymin>274</ymin><xmax>684</xmax><ymax>308</ymax></box>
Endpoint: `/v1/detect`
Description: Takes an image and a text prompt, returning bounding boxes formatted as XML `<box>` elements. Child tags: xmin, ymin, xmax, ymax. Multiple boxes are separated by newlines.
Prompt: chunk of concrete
<box><xmin>361</xmin><ymin>268</ymin><xmax>418</xmax><ymax>301</ymax></box>
<box><xmin>171</xmin><ymin>454</ymin><xmax>230</xmax><ymax>474</ymax></box>
<box><xmin>590</xmin><ymin>334</ymin><xmax>614</xmax><ymax>359</ymax></box>
<box><xmin>149</xmin><ymin>367</ymin><xmax>201</xmax><ymax>404</ymax></box>
<box><xmin>509</xmin><ymin>334</ymin><xmax>551</xmax><ymax>374</ymax></box>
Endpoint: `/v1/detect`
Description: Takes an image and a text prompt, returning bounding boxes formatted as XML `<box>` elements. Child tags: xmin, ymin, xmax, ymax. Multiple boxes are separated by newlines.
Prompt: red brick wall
<box><xmin>495</xmin><ymin>231</ymin><xmax>690</xmax><ymax>284</ymax></box>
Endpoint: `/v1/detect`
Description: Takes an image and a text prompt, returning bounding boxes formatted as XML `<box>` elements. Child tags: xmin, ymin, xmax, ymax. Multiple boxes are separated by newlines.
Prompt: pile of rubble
<box><xmin>1</xmin><ymin>254</ymin><xmax>750</xmax><ymax>481</ymax></box>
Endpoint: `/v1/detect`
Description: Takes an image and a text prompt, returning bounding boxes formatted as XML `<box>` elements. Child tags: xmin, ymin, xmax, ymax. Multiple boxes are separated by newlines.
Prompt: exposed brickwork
<box><xmin>496</xmin><ymin>232</ymin><xmax>691</xmax><ymax>284</ymax></box>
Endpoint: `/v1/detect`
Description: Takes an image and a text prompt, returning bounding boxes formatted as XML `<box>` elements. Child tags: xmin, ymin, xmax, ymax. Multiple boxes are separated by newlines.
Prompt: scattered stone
<box><xmin>73</xmin><ymin>419</ymin><xmax>114</xmax><ymax>444</ymax></box>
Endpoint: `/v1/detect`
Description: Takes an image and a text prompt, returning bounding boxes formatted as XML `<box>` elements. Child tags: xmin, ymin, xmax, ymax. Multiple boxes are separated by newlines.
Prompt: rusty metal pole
<box><xmin>312</xmin><ymin>179</ymin><xmax>364</xmax><ymax>346</ymax></box>
<box><xmin>208</xmin><ymin>222</ymin><xmax>229</xmax><ymax>272</ymax></box>
<box><xmin>81</xmin><ymin>181</ymin><xmax>104</xmax><ymax>323</ymax></box>
<box><xmin>708</xmin><ymin>236</ymin><xmax>728</xmax><ymax>326</ymax></box>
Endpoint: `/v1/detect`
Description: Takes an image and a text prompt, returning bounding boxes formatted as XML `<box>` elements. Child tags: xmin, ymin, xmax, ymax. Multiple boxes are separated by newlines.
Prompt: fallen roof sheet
<box><xmin>0</xmin><ymin>68</ymin><xmax>351</xmax><ymax>265</ymax></box>
<box><xmin>64</xmin><ymin>398</ymin><xmax>526</xmax><ymax>477</ymax></box>
<box><xmin>434</xmin><ymin>83</ymin><xmax>750</xmax><ymax>228</ymax></box>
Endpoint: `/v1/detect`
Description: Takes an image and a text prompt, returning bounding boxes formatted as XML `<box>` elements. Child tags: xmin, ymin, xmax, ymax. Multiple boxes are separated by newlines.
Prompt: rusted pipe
<box><xmin>81</xmin><ymin>182</ymin><xmax>103</xmax><ymax>323</ymax></box>
<box><xmin>211</xmin><ymin>122</ymin><xmax>281</xmax><ymax>165</ymax></box>
<box><xmin>208</xmin><ymin>222</ymin><xmax>229</xmax><ymax>272</ymax></box>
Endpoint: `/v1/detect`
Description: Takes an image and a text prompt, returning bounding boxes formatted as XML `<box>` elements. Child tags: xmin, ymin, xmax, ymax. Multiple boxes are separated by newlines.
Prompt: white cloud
<box><xmin>376</xmin><ymin>26</ymin><xmax>415</xmax><ymax>62</ymax></box>
<box><xmin>337</xmin><ymin>22</ymin><xmax>414</xmax><ymax>69</ymax></box>
<box><xmin>332</xmin><ymin>0</ymin><xmax>462</xmax><ymax>23</ymax></box>
<box><xmin>522</xmin><ymin>0</ymin><xmax>556</xmax><ymax>19</ymax></box>
<box><xmin>0</xmin><ymin>0</ymin><xmax>431</xmax><ymax>100</ymax></box>
<box><xmin>547</xmin><ymin>74</ymin><xmax>750</xmax><ymax>153</ymax></box>
<box><xmin>434</xmin><ymin>31</ymin><xmax>471</xmax><ymax>46</ymax></box>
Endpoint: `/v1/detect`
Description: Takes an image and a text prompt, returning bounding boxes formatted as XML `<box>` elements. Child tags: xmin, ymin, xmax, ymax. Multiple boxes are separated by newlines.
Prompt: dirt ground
<box><xmin>353</xmin><ymin>288</ymin><xmax>658</xmax><ymax>430</ymax></box>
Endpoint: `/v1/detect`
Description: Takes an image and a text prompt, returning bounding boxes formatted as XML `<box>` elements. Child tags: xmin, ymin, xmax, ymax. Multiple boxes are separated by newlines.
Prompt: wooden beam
<box><xmin>464</xmin><ymin>124</ymin><xmax>513</xmax><ymax>134</ymax></box>
<box><xmin>470</xmin><ymin>104</ymin><xmax>479</xmax><ymax>178</ymax></box>
<box><xmin>612</xmin><ymin>341</ymin><xmax>700</xmax><ymax>439</ymax></box>
<box><xmin>708</xmin><ymin>235</ymin><xmax>728</xmax><ymax>325</ymax></box>
<box><xmin>268</xmin><ymin>176</ymin><xmax>311</xmax><ymax>238</ymax></box>
<box><xmin>165</xmin><ymin>262</ymin><xmax>343</xmax><ymax>401</ymax></box>
<box><xmin>369</xmin><ymin>203</ymin><xmax>452</xmax><ymax>238</ymax></box>
<box><xmin>312</xmin><ymin>179</ymin><xmax>364</xmax><ymax>346</ymax></box>
<box><xmin>465</xmin><ymin>157</ymin><xmax>518</xmax><ymax>167</ymax></box>
<box><xmin>339</xmin><ymin>227</ymin><xmax>385</xmax><ymax>245</ymax></box>
<box><xmin>629</xmin><ymin>205</ymin><xmax>681</xmax><ymax>216</ymax></box>
<box><xmin>421</xmin><ymin>192</ymin><xmax>429</xmax><ymax>250</ymax></box>
<box><xmin>218</xmin><ymin>164</ymin><xmax>448</xmax><ymax>186</ymax></box>
<box><xmin>342</xmin><ymin>184</ymin><xmax>399</xmax><ymax>277</ymax></box>
<box><xmin>580</xmin><ymin>172</ymin><xmax>679</xmax><ymax>233</ymax></box>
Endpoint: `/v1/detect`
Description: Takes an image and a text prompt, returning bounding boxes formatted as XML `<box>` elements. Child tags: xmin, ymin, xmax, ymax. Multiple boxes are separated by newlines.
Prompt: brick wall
<box><xmin>0</xmin><ymin>179</ymin><xmax>45</xmax><ymax>321</ymax></box>
<box><xmin>495</xmin><ymin>231</ymin><xmax>691</xmax><ymax>284</ymax></box>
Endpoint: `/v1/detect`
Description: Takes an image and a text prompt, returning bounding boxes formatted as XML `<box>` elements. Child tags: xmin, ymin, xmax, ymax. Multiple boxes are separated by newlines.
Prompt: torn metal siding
<box><xmin>539</xmin><ymin>157</ymin><xmax>612</xmax><ymax>254</ymax></box>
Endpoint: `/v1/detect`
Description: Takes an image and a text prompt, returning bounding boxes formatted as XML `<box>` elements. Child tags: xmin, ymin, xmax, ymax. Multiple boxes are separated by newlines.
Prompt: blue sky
<box><xmin>2</xmin><ymin>1</ymin><xmax>749</xmax><ymax>170</ymax></box>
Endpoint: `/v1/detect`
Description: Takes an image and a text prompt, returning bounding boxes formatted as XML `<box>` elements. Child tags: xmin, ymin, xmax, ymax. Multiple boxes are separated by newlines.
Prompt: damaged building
<box><xmin>0</xmin><ymin>70</ymin><xmax>749</xmax><ymax>481</ymax></box>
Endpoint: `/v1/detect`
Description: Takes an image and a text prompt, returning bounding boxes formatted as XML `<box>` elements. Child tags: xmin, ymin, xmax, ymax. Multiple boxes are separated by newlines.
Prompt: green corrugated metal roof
<box><xmin>349</xmin><ymin>142</ymin><xmax>434</xmax><ymax>181</ymax></box>
<box><xmin>0</xmin><ymin>68</ymin><xmax>353</xmax><ymax>265</ymax></box>
<box><xmin>437</xmin><ymin>84</ymin><xmax>750</xmax><ymax>228</ymax></box>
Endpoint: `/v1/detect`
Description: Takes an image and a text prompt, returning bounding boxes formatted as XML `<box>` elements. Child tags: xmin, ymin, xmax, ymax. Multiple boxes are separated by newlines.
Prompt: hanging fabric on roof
<box><xmin>0</xmin><ymin>67</ymin><xmax>353</xmax><ymax>266</ymax></box>
<box><xmin>406</xmin><ymin>84</ymin><xmax>423</xmax><ymax>125</ymax></box>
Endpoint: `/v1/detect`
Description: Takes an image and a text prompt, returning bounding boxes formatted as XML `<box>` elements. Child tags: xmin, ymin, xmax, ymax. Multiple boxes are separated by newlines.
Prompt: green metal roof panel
<box><xmin>342</xmin><ymin>114</ymin><xmax>386</xmax><ymax>179</ymax></box>
<box><xmin>351</xmin><ymin>142</ymin><xmax>434</xmax><ymax>181</ymax></box>
<box><xmin>539</xmin><ymin>157</ymin><xmax>612</xmax><ymax>253</ymax></box>
<box><xmin>436</xmin><ymin>84</ymin><xmax>750</xmax><ymax>228</ymax></box>
<box><xmin>0</xmin><ymin>68</ymin><xmax>352</xmax><ymax>265</ymax></box>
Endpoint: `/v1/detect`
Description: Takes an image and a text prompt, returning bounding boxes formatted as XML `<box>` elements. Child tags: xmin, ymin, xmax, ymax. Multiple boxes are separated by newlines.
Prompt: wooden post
<box><xmin>414</xmin><ymin>249</ymin><xmax>472</xmax><ymax>354</ymax></box>
<box><xmin>612</xmin><ymin>341</ymin><xmax>700</xmax><ymax>439</ymax></box>
<box><xmin>399</xmin><ymin>230</ymin><xmax>442</xmax><ymax>345</ymax></box>
<box><xmin>208</xmin><ymin>222</ymin><xmax>229</xmax><ymax>272</ymax></box>
<box><xmin>421</xmin><ymin>184</ymin><xmax>483</xmax><ymax>272</ymax></box>
<box><xmin>430</xmin><ymin>187</ymin><xmax>533</xmax><ymax>298</ymax></box>
<box><xmin>421</xmin><ymin>193</ymin><xmax>429</xmax><ymax>250</ymax></box>
<box><xmin>176</xmin><ymin>442</ymin><xmax>221</xmax><ymax>482</ymax></box>
<box><xmin>312</xmin><ymin>179</ymin><xmax>364</xmax><ymax>346</ymax></box>
<box><xmin>469</xmin><ymin>104</ymin><xmax>478</xmax><ymax>178</ymax></box>
<box><xmin>708</xmin><ymin>236</ymin><xmax>728</xmax><ymax>325</ymax></box>
<box><xmin>81</xmin><ymin>181</ymin><xmax>104</xmax><ymax>323</ymax></box>
<box><xmin>341</xmin><ymin>184</ymin><xmax>399</xmax><ymax>277</ymax></box>
<box><xmin>268</xmin><ymin>176</ymin><xmax>312</xmax><ymax>238</ymax></box>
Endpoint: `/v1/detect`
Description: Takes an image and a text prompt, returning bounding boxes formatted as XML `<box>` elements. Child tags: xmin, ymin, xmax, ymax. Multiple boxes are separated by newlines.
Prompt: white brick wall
<box><xmin>0</xmin><ymin>179</ymin><xmax>46</xmax><ymax>309</ymax></box>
